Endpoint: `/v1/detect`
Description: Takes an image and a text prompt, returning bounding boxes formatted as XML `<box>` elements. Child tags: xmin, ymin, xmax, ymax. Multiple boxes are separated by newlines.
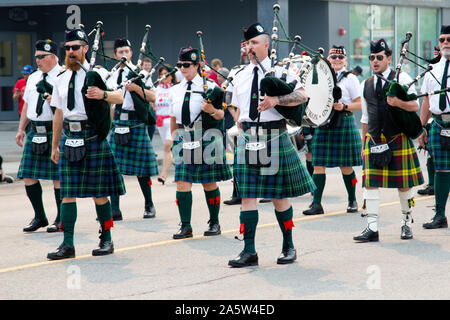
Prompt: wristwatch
<box><xmin>343</xmin><ymin>104</ymin><xmax>348</xmax><ymax>110</ymax></box>
<box><xmin>103</xmin><ymin>91</ymin><xmax>108</xmax><ymax>100</ymax></box>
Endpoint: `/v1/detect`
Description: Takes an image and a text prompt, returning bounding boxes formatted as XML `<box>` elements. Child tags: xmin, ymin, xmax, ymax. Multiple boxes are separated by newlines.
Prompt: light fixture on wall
<box><xmin>339</xmin><ymin>28</ymin><xmax>346</xmax><ymax>36</ymax></box>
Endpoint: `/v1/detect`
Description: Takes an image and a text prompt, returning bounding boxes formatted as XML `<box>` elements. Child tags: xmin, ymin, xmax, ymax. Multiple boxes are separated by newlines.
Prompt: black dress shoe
<box><xmin>347</xmin><ymin>200</ymin><xmax>358</xmax><ymax>213</ymax></box>
<box><xmin>47</xmin><ymin>243</ymin><xmax>75</xmax><ymax>260</ymax></box>
<box><xmin>92</xmin><ymin>240</ymin><xmax>114</xmax><ymax>256</ymax></box>
<box><xmin>173</xmin><ymin>225</ymin><xmax>193</xmax><ymax>239</ymax></box>
<box><xmin>223</xmin><ymin>197</ymin><xmax>242</xmax><ymax>205</ymax></box>
<box><xmin>46</xmin><ymin>221</ymin><xmax>61</xmax><ymax>233</ymax></box>
<box><xmin>423</xmin><ymin>216</ymin><xmax>448</xmax><ymax>229</ymax></box>
<box><xmin>353</xmin><ymin>228</ymin><xmax>379</xmax><ymax>242</ymax></box>
<box><xmin>112</xmin><ymin>210</ymin><xmax>123</xmax><ymax>221</ymax></box>
<box><xmin>204</xmin><ymin>223</ymin><xmax>221</xmax><ymax>236</ymax></box>
<box><xmin>23</xmin><ymin>218</ymin><xmax>49</xmax><ymax>232</ymax></box>
<box><xmin>259</xmin><ymin>198</ymin><xmax>272</xmax><ymax>203</ymax></box>
<box><xmin>401</xmin><ymin>225</ymin><xmax>413</xmax><ymax>240</ymax></box>
<box><xmin>418</xmin><ymin>185</ymin><xmax>434</xmax><ymax>196</ymax></box>
<box><xmin>277</xmin><ymin>248</ymin><xmax>297</xmax><ymax>265</ymax></box>
<box><xmin>143</xmin><ymin>204</ymin><xmax>156</xmax><ymax>219</ymax></box>
<box><xmin>228</xmin><ymin>251</ymin><xmax>258</xmax><ymax>268</ymax></box>
<box><xmin>302</xmin><ymin>203</ymin><xmax>324</xmax><ymax>215</ymax></box>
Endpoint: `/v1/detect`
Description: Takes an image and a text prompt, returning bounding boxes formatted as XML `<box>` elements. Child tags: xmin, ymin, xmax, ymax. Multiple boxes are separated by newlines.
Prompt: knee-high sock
<box><xmin>312</xmin><ymin>174</ymin><xmax>326</xmax><ymax>204</ymax></box>
<box><xmin>61</xmin><ymin>202</ymin><xmax>77</xmax><ymax>247</ymax></box>
<box><xmin>95</xmin><ymin>201</ymin><xmax>113</xmax><ymax>242</ymax></box>
<box><xmin>435</xmin><ymin>172</ymin><xmax>450</xmax><ymax>218</ymax></box>
<box><xmin>342</xmin><ymin>171</ymin><xmax>357</xmax><ymax>202</ymax></box>
<box><xmin>137</xmin><ymin>176</ymin><xmax>153</xmax><ymax>208</ymax></box>
<box><xmin>240</xmin><ymin>210</ymin><xmax>258</xmax><ymax>254</ymax></box>
<box><xmin>25</xmin><ymin>181</ymin><xmax>47</xmax><ymax>221</ymax></box>
<box><xmin>176</xmin><ymin>191</ymin><xmax>192</xmax><ymax>228</ymax></box>
<box><xmin>427</xmin><ymin>156</ymin><xmax>435</xmax><ymax>186</ymax></box>
<box><xmin>54</xmin><ymin>188</ymin><xmax>61</xmax><ymax>222</ymax></box>
<box><xmin>110</xmin><ymin>195</ymin><xmax>120</xmax><ymax>212</ymax></box>
<box><xmin>364</xmin><ymin>189</ymin><xmax>380</xmax><ymax>232</ymax></box>
<box><xmin>275</xmin><ymin>206</ymin><xmax>295</xmax><ymax>250</ymax></box>
<box><xmin>398</xmin><ymin>189</ymin><xmax>414</xmax><ymax>227</ymax></box>
<box><xmin>204</xmin><ymin>188</ymin><xmax>220</xmax><ymax>224</ymax></box>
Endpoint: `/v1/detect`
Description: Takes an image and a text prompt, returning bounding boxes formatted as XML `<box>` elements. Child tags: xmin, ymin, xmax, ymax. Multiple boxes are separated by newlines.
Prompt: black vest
<box><xmin>363</xmin><ymin>69</ymin><xmax>401</xmax><ymax>139</ymax></box>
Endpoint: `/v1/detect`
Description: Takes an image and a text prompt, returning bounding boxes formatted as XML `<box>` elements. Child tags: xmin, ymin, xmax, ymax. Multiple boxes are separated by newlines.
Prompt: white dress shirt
<box><xmin>421</xmin><ymin>56</ymin><xmax>450</xmax><ymax>115</ymax></box>
<box><xmin>106</xmin><ymin>63</ymin><xmax>137</xmax><ymax>111</ymax></box>
<box><xmin>335</xmin><ymin>68</ymin><xmax>360</xmax><ymax>105</ymax></box>
<box><xmin>23</xmin><ymin>64</ymin><xmax>61</xmax><ymax>121</ymax></box>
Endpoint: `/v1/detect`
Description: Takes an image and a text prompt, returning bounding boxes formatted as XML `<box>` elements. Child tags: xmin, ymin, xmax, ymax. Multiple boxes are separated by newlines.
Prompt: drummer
<box><xmin>303</xmin><ymin>45</ymin><xmax>362</xmax><ymax>215</ymax></box>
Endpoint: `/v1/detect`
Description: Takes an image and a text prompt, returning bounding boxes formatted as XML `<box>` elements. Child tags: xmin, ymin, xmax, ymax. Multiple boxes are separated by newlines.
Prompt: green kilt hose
<box><xmin>18</xmin><ymin>120</ymin><xmax>59</xmax><ymax>181</ymax></box>
<box><xmin>59</xmin><ymin>121</ymin><xmax>126</xmax><ymax>198</ymax></box>
<box><xmin>234</xmin><ymin>130</ymin><xmax>316</xmax><ymax>199</ymax></box>
<box><xmin>311</xmin><ymin>114</ymin><xmax>363</xmax><ymax>167</ymax></box>
<box><xmin>362</xmin><ymin>133</ymin><xmax>424</xmax><ymax>188</ymax></box>
<box><xmin>172</xmin><ymin>129</ymin><xmax>232</xmax><ymax>183</ymax></box>
<box><xmin>109</xmin><ymin>119</ymin><xmax>159</xmax><ymax>177</ymax></box>
<box><xmin>429</xmin><ymin>117</ymin><xmax>450</xmax><ymax>171</ymax></box>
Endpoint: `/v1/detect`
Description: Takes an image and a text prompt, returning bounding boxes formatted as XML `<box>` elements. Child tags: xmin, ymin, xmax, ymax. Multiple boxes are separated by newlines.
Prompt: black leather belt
<box><xmin>241</xmin><ymin>119</ymin><xmax>286</xmax><ymax>131</ymax></box>
<box><xmin>31</xmin><ymin>121</ymin><xmax>53</xmax><ymax>133</ymax></box>
<box><xmin>63</xmin><ymin>120</ymin><xmax>91</xmax><ymax>131</ymax></box>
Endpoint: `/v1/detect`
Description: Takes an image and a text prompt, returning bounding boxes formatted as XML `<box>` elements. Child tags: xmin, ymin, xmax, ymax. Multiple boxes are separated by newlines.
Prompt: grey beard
<box><xmin>441</xmin><ymin>48</ymin><xmax>450</xmax><ymax>59</ymax></box>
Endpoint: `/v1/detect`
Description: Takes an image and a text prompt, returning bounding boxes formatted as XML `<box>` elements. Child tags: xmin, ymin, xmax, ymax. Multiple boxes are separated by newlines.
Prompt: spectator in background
<box><xmin>351</xmin><ymin>65</ymin><xmax>363</xmax><ymax>77</ymax></box>
<box><xmin>13</xmin><ymin>65</ymin><xmax>34</xmax><ymax>116</ymax></box>
<box><xmin>217</xmin><ymin>67</ymin><xmax>229</xmax><ymax>86</ymax></box>
<box><xmin>140</xmin><ymin>57</ymin><xmax>156</xmax><ymax>141</ymax></box>
<box><xmin>207</xmin><ymin>58</ymin><xmax>223</xmax><ymax>85</ymax></box>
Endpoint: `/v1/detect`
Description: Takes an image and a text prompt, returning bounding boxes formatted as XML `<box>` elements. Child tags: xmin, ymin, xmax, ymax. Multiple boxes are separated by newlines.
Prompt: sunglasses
<box><xmin>329</xmin><ymin>55</ymin><xmax>345</xmax><ymax>60</ymax></box>
<box><xmin>369</xmin><ymin>55</ymin><xmax>385</xmax><ymax>61</ymax></box>
<box><xmin>35</xmin><ymin>54</ymin><xmax>52</xmax><ymax>60</ymax></box>
<box><xmin>65</xmin><ymin>44</ymin><xmax>83</xmax><ymax>51</ymax></box>
<box><xmin>439</xmin><ymin>37</ymin><xmax>450</xmax><ymax>43</ymax></box>
<box><xmin>176</xmin><ymin>62</ymin><xmax>194</xmax><ymax>69</ymax></box>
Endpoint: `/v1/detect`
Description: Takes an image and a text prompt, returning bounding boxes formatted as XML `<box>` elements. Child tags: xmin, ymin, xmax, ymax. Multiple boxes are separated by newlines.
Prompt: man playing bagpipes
<box><xmin>227</xmin><ymin>22</ymin><xmax>315</xmax><ymax>268</ymax></box>
<box><xmin>419</xmin><ymin>25</ymin><xmax>450</xmax><ymax>230</ymax></box>
<box><xmin>355</xmin><ymin>38</ymin><xmax>424</xmax><ymax>242</ymax></box>
<box><xmin>47</xmin><ymin>27</ymin><xmax>126</xmax><ymax>260</ymax></box>
<box><xmin>107</xmin><ymin>38</ymin><xmax>159</xmax><ymax>221</ymax></box>
<box><xmin>16</xmin><ymin>39</ymin><xmax>63</xmax><ymax>233</ymax></box>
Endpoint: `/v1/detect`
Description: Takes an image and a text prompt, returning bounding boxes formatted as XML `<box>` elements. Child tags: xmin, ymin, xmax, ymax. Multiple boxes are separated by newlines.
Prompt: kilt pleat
<box><xmin>362</xmin><ymin>133</ymin><xmax>424</xmax><ymax>188</ymax></box>
<box><xmin>311</xmin><ymin>114</ymin><xmax>363</xmax><ymax>167</ymax></box>
<box><xmin>59</xmin><ymin>125</ymin><xmax>126</xmax><ymax>198</ymax></box>
<box><xmin>109</xmin><ymin>120</ymin><xmax>158</xmax><ymax>177</ymax></box>
<box><xmin>234</xmin><ymin>131</ymin><xmax>316</xmax><ymax>199</ymax></box>
<box><xmin>429</xmin><ymin>121</ymin><xmax>450</xmax><ymax>171</ymax></box>
<box><xmin>18</xmin><ymin>122</ymin><xmax>59</xmax><ymax>181</ymax></box>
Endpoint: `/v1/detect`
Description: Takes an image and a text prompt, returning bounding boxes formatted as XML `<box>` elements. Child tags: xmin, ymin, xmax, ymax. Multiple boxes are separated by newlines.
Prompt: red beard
<box><xmin>65</xmin><ymin>53</ymin><xmax>85</xmax><ymax>71</ymax></box>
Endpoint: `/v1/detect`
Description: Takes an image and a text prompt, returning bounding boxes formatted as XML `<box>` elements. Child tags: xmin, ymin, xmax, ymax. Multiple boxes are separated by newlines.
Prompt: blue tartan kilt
<box><xmin>429</xmin><ymin>120</ymin><xmax>450</xmax><ymax>171</ymax></box>
<box><xmin>311</xmin><ymin>114</ymin><xmax>362</xmax><ymax>167</ymax></box>
<box><xmin>109</xmin><ymin>119</ymin><xmax>159</xmax><ymax>177</ymax></box>
<box><xmin>234</xmin><ymin>130</ymin><xmax>316</xmax><ymax>199</ymax></box>
<box><xmin>59</xmin><ymin>125</ymin><xmax>126</xmax><ymax>198</ymax></box>
<box><xmin>18</xmin><ymin>122</ymin><xmax>59</xmax><ymax>181</ymax></box>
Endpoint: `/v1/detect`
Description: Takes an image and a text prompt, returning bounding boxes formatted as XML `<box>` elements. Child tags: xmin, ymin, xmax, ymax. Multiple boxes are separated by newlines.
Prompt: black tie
<box><xmin>117</xmin><ymin>68</ymin><xmax>124</xmax><ymax>86</ymax></box>
<box><xmin>375</xmin><ymin>75</ymin><xmax>383</xmax><ymax>99</ymax></box>
<box><xmin>36</xmin><ymin>73</ymin><xmax>48</xmax><ymax>117</ymax></box>
<box><xmin>67</xmin><ymin>71</ymin><xmax>76</xmax><ymax>111</ymax></box>
<box><xmin>115</xmin><ymin>68</ymin><xmax>125</xmax><ymax>112</ymax></box>
<box><xmin>439</xmin><ymin>59</ymin><xmax>449</xmax><ymax>111</ymax></box>
<box><xmin>249</xmin><ymin>66</ymin><xmax>259</xmax><ymax>120</ymax></box>
<box><xmin>182</xmin><ymin>81</ymin><xmax>192</xmax><ymax>126</ymax></box>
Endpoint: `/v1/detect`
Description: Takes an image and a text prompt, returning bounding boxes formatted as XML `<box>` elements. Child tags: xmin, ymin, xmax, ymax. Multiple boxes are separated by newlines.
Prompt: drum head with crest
<box><xmin>289</xmin><ymin>54</ymin><xmax>337</xmax><ymax>128</ymax></box>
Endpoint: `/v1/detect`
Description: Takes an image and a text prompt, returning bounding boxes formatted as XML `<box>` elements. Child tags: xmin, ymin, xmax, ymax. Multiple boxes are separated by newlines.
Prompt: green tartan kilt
<box><xmin>18</xmin><ymin>121</ymin><xmax>59</xmax><ymax>181</ymax></box>
<box><xmin>429</xmin><ymin>120</ymin><xmax>450</xmax><ymax>171</ymax></box>
<box><xmin>109</xmin><ymin>119</ymin><xmax>158</xmax><ymax>177</ymax></box>
<box><xmin>362</xmin><ymin>133</ymin><xmax>424</xmax><ymax>188</ymax></box>
<box><xmin>59</xmin><ymin>125</ymin><xmax>126</xmax><ymax>198</ymax></box>
<box><xmin>234</xmin><ymin>130</ymin><xmax>316</xmax><ymax>199</ymax></box>
<box><xmin>311</xmin><ymin>114</ymin><xmax>363</xmax><ymax>167</ymax></box>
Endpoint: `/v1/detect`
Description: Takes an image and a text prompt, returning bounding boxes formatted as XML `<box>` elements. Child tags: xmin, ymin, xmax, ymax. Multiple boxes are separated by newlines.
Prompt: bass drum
<box><xmin>289</xmin><ymin>54</ymin><xmax>337</xmax><ymax>128</ymax></box>
<box><xmin>287</xmin><ymin>124</ymin><xmax>305</xmax><ymax>152</ymax></box>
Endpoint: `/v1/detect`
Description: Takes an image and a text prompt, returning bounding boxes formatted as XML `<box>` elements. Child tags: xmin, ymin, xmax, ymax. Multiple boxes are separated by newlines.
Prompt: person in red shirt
<box><xmin>13</xmin><ymin>65</ymin><xmax>34</xmax><ymax>115</ymax></box>
<box><xmin>207</xmin><ymin>58</ymin><xmax>222</xmax><ymax>85</ymax></box>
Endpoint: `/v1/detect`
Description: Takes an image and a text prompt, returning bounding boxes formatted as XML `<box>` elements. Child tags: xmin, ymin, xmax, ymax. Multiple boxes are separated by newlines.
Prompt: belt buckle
<box><xmin>442</xmin><ymin>114</ymin><xmax>450</xmax><ymax>122</ymax></box>
<box><xmin>120</xmin><ymin>113</ymin><xmax>129</xmax><ymax>121</ymax></box>
<box><xmin>69</xmin><ymin>122</ymin><xmax>82</xmax><ymax>132</ymax></box>
<box><xmin>183</xmin><ymin>125</ymin><xmax>195</xmax><ymax>132</ymax></box>
<box><xmin>35</xmin><ymin>126</ymin><xmax>46</xmax><ymax>134</ymax></box>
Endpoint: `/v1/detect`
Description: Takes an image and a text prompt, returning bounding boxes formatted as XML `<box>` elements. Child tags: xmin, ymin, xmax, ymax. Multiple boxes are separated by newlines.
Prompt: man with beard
<box><xmin>107</xmin><ymin>38</ymin><xmax>158</xmax><ymax>221</ymax></box>
<box><xmin>47</xmin><ymin>28</ymin><xmax>126</xmax><ymax>260</ymax></box>
<box><xmin>419</xmin><ymin>25</ymin><xmax>450</xmax><ymax>229</ymax></box>
<box><xmin>16</xmin><ymin>39</ymin><xmax>62</xmax><ymax>233</ymax></box>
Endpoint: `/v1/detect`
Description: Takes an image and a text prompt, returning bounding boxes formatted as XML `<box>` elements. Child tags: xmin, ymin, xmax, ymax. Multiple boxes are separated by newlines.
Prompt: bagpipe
<box><xmin>70</xmin><ymin>21</ymin><xmax>112</xmax><ymax>142</ymax></box>
<box><xmin>35</xmin><ymin>73</ymin><xmax>54</xmax><ymax>116</ymax></box>
<box><xmin>253</xmin><ymin>4</ymin><xmax>338</xmax><ymax>128</ymax></box>
<box><xmin>375</xmin><ymin>32</ymin><xmax>445</xmax><ymax>139</ymax></box>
